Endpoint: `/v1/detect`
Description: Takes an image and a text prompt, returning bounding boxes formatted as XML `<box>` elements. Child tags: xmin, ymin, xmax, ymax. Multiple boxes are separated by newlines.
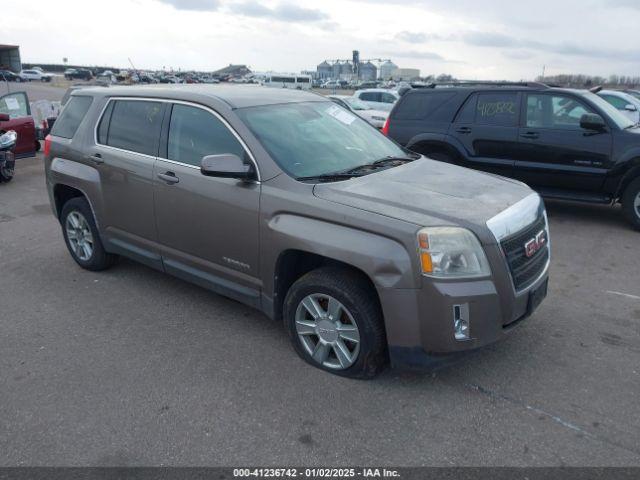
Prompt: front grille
<box><xmin>500</xmin><ymin>214</ymin><xmax>548</xmax><ymax>292</ymax></box>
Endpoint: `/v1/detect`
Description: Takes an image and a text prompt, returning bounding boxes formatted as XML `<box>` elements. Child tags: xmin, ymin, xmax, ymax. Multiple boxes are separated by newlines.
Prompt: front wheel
<box><xmin>622</xmin><ymin>177</ymin><xmax>640</xmax><ymax>231</ymax></box>
<box><xmin>283</xmin><ymin>267</ymin><xmax>387</xmax><ymax>379</ymax></box>
<box><xmin>61</xmin><ymin>197</ymin><xmax>118</xmax><ymax>270</ymax></box>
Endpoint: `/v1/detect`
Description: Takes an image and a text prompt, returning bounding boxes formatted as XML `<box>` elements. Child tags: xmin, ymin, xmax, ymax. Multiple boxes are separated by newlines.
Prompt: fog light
<box><xmin>453</xmin><ymin>304</ymin><xmax>470</xmax><ymax>341</ymax></box>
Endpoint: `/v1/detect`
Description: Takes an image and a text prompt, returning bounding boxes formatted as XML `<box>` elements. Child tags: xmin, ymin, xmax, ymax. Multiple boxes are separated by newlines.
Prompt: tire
<box><xmin>0</xmin><ymin>165</ymin><xmax>13</xmax><ymax>182</ymax></box>
<box><xmin>60</xmin><ymin>197</ymin><xmax>118</xmax><ymax>271</ymax></box>
<box><xmin>34</xmin><ymin>140</ymin><xmax>41</xmax><ymax>152</ymax></box>
<box><xmin>622</xmin><ymin>177</ymin><xmax>640</xmax><ymax>231</ymax></box>
<box><xmin>283</xmin><ymin>267</ymin><xmax>387</xmax><ymax>379</ymax></box>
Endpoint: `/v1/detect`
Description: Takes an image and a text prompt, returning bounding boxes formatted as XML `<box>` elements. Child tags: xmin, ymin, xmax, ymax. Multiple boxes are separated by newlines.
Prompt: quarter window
<box><xmin>167</xmin><ymin>104</ymin><xmax>245</xmax><ymax>167</ymax></box>
<box><xmin>476</xmin><ymin>93</ymin><xmax>519</xmax><ymax>126</ymax></box>
<box><xmin>526</xmin><ymin>94</ymin><xmax>593</xmax><ymax>129</ymax></box>
<box><xmin>104</xmin><ymin>100</ymin><xmax>163</xmax><ymax>156</ymax></box>
<box><xmin>50</xmin><ymin>96</ymin><xmax>93</xmax><ymax>139</ymax></box>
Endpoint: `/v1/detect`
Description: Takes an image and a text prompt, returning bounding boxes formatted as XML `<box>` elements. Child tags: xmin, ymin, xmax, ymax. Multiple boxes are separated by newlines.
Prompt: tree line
<box><xmin>536</xmin><ymin>74</ymin><xmax>640</xmax><ymax>88</ymax></box>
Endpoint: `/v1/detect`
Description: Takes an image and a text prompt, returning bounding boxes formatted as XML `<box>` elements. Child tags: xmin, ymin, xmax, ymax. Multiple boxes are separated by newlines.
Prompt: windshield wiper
<box><xmin>344</xmin><ymin>155</ymin><xmax>418</xmax><ymax>175</ymax></box>
<box><xmin>624</xmin><ymin>122</ymin><xmax>640</xmax><ymax>130</ymax></box>
<box><xmin>296</xmin><ymin>172</ymin><xmax>362</xmax><ymax>182</ymax></box>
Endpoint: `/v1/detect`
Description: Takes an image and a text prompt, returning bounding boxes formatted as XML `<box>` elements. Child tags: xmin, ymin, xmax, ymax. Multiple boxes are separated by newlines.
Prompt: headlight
<box><xmin>417</xmin><ymin>227</ymin><xmax>491</xmax><ymax>278</ymax></box>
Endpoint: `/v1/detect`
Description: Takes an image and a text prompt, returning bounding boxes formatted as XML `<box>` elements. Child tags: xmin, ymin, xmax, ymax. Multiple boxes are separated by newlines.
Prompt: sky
<box><xmin>2</xmin><ymin>0</ymin><xmax>640</xmax><ymax>80</ymax></box>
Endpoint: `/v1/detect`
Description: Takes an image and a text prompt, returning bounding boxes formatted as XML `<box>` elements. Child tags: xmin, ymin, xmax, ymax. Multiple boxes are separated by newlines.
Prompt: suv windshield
<box><xmin>237</xmin><ymin>101</ymin><xmax>406</xmax><ymax>179</ymax></box>
<box><xmin>581</xmin><ymin>91</ymin><xmax>635</xmax><ymax>129</ymax></box>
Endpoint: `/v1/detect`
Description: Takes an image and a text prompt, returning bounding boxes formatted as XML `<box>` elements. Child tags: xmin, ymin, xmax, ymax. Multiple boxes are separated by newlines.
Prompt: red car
<box><xmin>0</xmin><ymin>91</ymin><xmax>37</xmax><ymax>158</ymax></box>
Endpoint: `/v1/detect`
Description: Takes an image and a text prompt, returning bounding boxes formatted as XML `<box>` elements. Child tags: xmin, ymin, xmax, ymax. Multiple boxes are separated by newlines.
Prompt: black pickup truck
<box><xmin>384</xmin><ymin>82</ymin><xmax>640</xmax><ymax>229</ymax></box>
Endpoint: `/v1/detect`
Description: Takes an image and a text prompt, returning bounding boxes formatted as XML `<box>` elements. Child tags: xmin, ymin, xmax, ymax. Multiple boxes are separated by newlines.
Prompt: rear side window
<box><xmin>395</xmin><ymin>91</ymin><xmax>457</xmax><ymax>120</ymax></box>
<box><xmin>167</xmin><ymin>104</ymin><xmax>245</xmax><ymax>167</ymax></box>
<box><xmin>476</xmin><ymin>93</ymin><xmax>519</xmax><ymax>126</ymax></box>
<box><xmin>360</xmin><ymin>92</ymin><xmax>381</xmax><ymax>102</ymax></box>
<box><xmin>102</xmin><ymin>100</ymin><xmax>163</xmax><ymax>156</ymax></box>
<box><xmin>51</xmin><ymin>96</ymin><xmax>93</xmax><ymax>139</ymax></box>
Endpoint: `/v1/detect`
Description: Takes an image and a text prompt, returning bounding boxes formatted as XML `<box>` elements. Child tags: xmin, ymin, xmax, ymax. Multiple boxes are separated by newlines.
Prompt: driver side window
<box><xmin>526</xmin><ymin>94</ymin><xmax>593</xmax><ymax>130</ymax></box>
<box><xmin>167</xmin><ymin>104</ymin><xmax>246</xmax><ymax>167</ymax></box>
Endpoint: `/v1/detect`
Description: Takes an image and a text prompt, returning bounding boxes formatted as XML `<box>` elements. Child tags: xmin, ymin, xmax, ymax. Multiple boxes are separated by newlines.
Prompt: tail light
<box><xmin>44</xmin><ymin>134</ymin><xmax>52</xmax><ymax>157</ymax></box>
<box><xmin>381</xmin><ymin>117</ymin><xmax>390</xmax><ymax>136</ymax></box>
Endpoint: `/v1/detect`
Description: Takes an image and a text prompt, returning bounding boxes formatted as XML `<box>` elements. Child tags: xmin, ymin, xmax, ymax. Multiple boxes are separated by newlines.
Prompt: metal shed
<box><xmin>0</xmin><ymin>45</ymin><xmax>22</xmax><ymax>72</ymax></box>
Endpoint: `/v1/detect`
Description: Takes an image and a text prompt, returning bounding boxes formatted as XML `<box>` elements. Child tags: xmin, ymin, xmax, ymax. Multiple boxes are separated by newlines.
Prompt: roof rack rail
<box><xmin>425</xmin><ymin>81</ymin><xmax>550</xmax><ymax>89</ymax></box>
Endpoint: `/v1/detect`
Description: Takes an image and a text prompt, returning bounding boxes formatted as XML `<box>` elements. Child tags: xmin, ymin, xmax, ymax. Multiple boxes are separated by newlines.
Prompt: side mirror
<box><xmin>624</xmin><ymin>104</ymin><xmax>638</xmax><ymax>112</ymax></box>
<box><xmin>201</xmin><ymin>154</ymin><xmax>253</xmax><ymax>180</ymax></box>
<box><xmin>0</xmin><ymin>113</ymin><xmax>10</xmax><ymax>122</ymax></box>
<box><xmin>0</xmin><ymin>130</ymin><xmax>17</xmax><ymax>151</ymax></box>
<box><xmin>580</xmin><ymin>113</ymin><xmax>606</xmax><ymax>132</ymax></box>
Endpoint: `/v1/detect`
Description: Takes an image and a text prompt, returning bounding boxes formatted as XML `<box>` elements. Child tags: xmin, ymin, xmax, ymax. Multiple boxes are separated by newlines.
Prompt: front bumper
<box><xmin>382</xmin><ymin>193</ymin><xmax>550</xmax><ymax>370</ymax></box>
<box><xmin>381</xmin><ymin>262</ymin><xmax>548</xmax><ymax>369</ymax></box>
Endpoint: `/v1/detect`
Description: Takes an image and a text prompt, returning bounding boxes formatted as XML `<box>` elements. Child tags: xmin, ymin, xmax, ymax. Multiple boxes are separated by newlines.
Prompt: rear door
<box><xmin>448</xmin><ymin>91</ymin><xmax>521</xmax><ymax>177</ymax></box>
<box><xmin>153</xmin><ymin>102</ymin><xmax>261</xmax><ymax>305</ymax></box>
<box><xmin>92</xmin><ymin>98</ymin><xmax>165</xmax><ymax>266</ymax></box>
<box><xmin>514</xmin><ymin>93</ymin><xmax>613</xmax><ymax>192</ymax></box>
<box><xmin>0</xmin><ymin>91</ymin><xmax>36</xmax><ymax>157</ymax></box>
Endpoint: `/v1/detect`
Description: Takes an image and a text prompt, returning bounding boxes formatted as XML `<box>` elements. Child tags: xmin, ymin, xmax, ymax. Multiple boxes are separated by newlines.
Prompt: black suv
<box><xmin>385</xmin><ymin>82</ymin><xmax>640</xmax><ymax>229</ymax></box>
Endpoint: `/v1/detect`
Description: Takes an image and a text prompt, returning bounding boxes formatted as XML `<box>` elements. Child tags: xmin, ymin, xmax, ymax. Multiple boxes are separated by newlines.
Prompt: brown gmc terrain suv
<box><xmin>45</xmin><ymin>85</ymin><xmax>550</xmax><ymax>378</ymax></box>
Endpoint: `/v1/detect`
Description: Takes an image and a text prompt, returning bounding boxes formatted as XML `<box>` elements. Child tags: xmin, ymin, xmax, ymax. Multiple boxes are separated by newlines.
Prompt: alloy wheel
<box><xmin>295</xmin><ymin>293</ymin><xmax>361</xmax><ymax>370</ymax></box>
<box><xmin>635</xmin><ymin>192</ymin><xmax>640</xmax><ymax>218</ymax></box>
<box><xmin>65</xmin><ymin>211</ymin><xmax>94</xmax><ymax>261</ymax></box>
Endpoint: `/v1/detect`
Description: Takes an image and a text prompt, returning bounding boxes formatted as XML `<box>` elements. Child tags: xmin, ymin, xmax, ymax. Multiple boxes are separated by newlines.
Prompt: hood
<box><xmin>313</xmin><ymin>158</ymin><xmax>534</xmax><ymax>241</ymax></box>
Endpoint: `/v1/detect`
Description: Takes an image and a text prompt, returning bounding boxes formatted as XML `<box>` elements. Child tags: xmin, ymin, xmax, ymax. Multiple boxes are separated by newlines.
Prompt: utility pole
<box><xmin>541</xmin><ymin>65</ymin><xmax>546</xmax><ymax>80</ymax></box>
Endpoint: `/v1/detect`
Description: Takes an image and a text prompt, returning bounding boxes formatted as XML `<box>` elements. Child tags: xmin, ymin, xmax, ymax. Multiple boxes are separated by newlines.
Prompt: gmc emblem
<box><xmin>524</xmin><ymin>230</ymin><xmax>547</xmax><ymax>258</ymax></box>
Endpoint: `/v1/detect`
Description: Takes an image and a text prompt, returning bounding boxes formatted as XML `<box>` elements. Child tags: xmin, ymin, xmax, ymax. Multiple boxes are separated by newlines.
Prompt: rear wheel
<box><xmin>0</xmin><ymin>163</ymin><xmax>13</xmax><ymax>182</ymax></box>
<box><xmin>622</xmin><ymin>177</ymin><xmax>640</xmax><ymax>231</ymax></box>
<box><xmin>283</xmin><ymin>267</ymin><xmax>387</xmax><ymax>379</ymax></box>
<box><xmin>61</xmin><ymin>197</ymin><xmax>118</xmax><ymax>270</ymax></box>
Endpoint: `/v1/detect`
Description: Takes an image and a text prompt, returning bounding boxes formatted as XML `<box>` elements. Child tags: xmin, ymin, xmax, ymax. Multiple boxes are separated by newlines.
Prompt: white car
<box><xmin>328</xmin><ymin>95</ymin><xmax>389</xmax><ymax>128</ymax></box>
<box><xmin>597</xmin><ymin>90</ymin><xmax>640</xmax><ymax>124</ymax></box>
<box><xmin>19</xmin><ymin>69</ymin><xmax>53</xmax><ymax>82</ymax></box>
<box><xmin>353</xmin><ymin>88</ymin><xmax>400</xmax><ymax>112</ymax></box>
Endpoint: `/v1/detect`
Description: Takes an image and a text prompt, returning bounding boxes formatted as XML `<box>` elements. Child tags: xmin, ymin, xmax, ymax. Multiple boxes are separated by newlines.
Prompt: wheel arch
<box><xmin>53</xmin><ymin>183</ymin><xmax>85</xmax><ymax>219</ymax></box>
<box><xmin>407</xmin><ymin>134</ymin><xmax>465</xmax><ymax>163</ymax></box>
<box><xmin>272</xmin><ymin>249</ymin><xmax>383</xmax><ymax>323</ymax></box>
<box><xmin>616</xmin><ymin>159</ymin><xmax>640</xmax><ymax>200</ymax></box>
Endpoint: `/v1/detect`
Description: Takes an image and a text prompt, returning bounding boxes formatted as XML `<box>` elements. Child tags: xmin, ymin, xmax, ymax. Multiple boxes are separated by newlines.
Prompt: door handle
<box><xmin>87</xmin><ymin>153</ymin><xmax>103</xmax><ymax>164</ymax></box>
<box><xmin>157</xmin><ymin>171</ymin><xmax>179</xmax><ymax>184</ymax></box>
<box><xmin>455</xmin><ymin>127</ymin><xmax>472</xmax><ymax>134</ymax></box>
<box><xmin>520</xmin><ymin>132</ymin><xmax>540</xmax><ymax>139</ymax></box>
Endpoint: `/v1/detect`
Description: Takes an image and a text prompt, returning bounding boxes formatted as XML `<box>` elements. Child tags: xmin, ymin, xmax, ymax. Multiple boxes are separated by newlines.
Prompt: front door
<box><xmin>0</xmin><ymin>91</ymin><xmax>36</xmax><ymax>157</ymax></box>
<box><xmin>514</xmin><ymin>93</ymin><xmax>613</xmax><ymax>192</ymax></box>
<box><xmin>448</xmin><ymin>91</ymin><xmax>521</xmax><ymax>177</ymax></box>
<box><xmin>153</xmin><ymin>103</ymin><xmax>261</xmax><ymax>305</ymax></box>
